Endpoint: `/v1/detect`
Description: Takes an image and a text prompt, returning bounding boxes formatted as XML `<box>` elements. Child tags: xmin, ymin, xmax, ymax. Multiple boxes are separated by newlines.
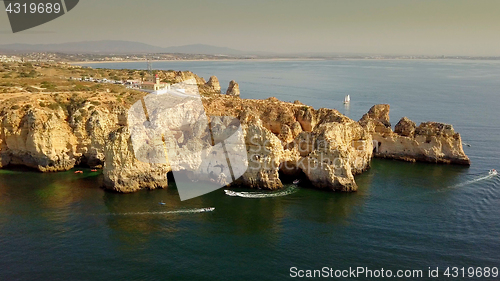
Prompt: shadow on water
<box><xmin>357</xmin><ymin>159</ymin><xmax>471</xmax><ymax>203</ymax></box>
<box><xmin>211</xmin><ymin>179</ymin><xmax>374</xmax><ymax>237</ymax></box>
<box><xmin>0</xmin><ymin>167</ymin><xmax>103</xmax><ymax>216</ymax></box>
<box><xmin>370</xmin><ymin>158</ymin><xmax>470</xmax><ymax>188</ymax></box>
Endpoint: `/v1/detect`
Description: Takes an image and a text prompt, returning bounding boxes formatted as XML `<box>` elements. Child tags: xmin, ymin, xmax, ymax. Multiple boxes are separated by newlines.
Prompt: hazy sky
<box><xmin>1</xmin><ymin>0</ymin><xmax>499</xmax><ymax>56</ymax></box>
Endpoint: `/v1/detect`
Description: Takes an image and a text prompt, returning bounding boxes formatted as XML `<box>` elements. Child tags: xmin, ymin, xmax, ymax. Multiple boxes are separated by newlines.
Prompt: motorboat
<box><xmin>224</xmin><ymin>190</ymin><xmax>238</xmax><ymax>196</ymax></box>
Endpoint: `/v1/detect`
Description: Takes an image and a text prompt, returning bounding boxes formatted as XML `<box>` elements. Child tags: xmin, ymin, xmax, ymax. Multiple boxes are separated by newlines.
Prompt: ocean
<box><xmin>1</xmin><ymin>59</ymin><xmax>499</xmax><ymax>280</ymax></box>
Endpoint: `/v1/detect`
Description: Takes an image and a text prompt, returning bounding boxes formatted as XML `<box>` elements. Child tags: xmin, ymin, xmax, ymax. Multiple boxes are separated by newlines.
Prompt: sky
<box><xmin>1</xmin><ymin>0</ymin><xmax>499</xmax><ymax>56</ymax></box>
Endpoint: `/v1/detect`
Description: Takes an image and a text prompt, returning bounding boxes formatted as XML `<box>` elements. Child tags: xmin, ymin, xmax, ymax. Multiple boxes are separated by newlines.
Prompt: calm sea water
<box><xmin>1</xmin><ymin>60</ymin><xmax>500</xmax><ymax>280</ymax></box>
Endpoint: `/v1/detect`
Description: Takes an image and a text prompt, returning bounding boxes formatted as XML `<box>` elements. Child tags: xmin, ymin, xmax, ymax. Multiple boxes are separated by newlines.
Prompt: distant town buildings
<box><xmin>0</xmin><ymin>55</ymin><xmax>23</xmax><ymax>63</ymax></box>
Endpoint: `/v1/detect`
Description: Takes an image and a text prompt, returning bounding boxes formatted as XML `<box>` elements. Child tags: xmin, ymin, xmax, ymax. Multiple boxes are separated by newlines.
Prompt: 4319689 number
<box><xmin>5</xmin><ymin>2</ymin><xmax>62</xmax><ymax>14</ymax></box>
<box><xmin>444</xmin><ymin>267</ymin><xmax>498</xmax><ymax>278</ymax></box>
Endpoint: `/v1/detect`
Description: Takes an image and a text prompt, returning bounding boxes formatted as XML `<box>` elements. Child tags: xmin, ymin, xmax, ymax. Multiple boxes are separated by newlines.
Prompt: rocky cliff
<box><xmin>204</xmin><ymin>96</ymin><xmax>374</xmax><ymax>192</ymax></box>
<box><xmin>0</xmin><ymin>94</ymin><xmax>126</xmax><ymax>172</ymax></box>
<box><xmin>0</xmin><ymin>70</ymin><xmax>216</xmax><ymax>173</ymax></box>
<box><xmin>0</xmin><ymin>73</ymin><xmax>470</xmax><ymax>194</ymax></box>
<box><xmin>359</xmin><ymin>104</ymin><xmax>470</xmax><ymax>165</ymax></box>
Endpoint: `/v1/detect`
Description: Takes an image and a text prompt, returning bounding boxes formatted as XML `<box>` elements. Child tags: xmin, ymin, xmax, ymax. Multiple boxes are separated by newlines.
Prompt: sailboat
<box><xmin>344</xmin><ymin>95</ymin><xmax>350</xmax><ymax>104</ymax></box>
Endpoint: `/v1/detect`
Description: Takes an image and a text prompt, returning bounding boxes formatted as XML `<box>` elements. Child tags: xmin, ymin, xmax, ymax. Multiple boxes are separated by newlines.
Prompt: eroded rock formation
<box><xmin>205</xmin><ymin>76</ymin><xmax>221</xmax><ymax>94</ymax></box>
<box><xmin>0</xmin><ymin>101</ymin><xmax>127</xmax><ymax>172</ymax></box>
<box><xmin>103</xmin><ymin>127</ymin><xmax>170</xmax><ymax>192</ymax></box>
<box><xmin>0</xmin><ymin>74</ymin><xmax>470</xmax><ymax>194</ymax></box>
<box><xmin>226</xmin><ymin>80</ymin><xmax>240</xmax><ymax>97</ymax></box>
<box><xmin>359</xmin><ymin>104</ymin><xmax>470</xmax><ymax>165</ymax></box>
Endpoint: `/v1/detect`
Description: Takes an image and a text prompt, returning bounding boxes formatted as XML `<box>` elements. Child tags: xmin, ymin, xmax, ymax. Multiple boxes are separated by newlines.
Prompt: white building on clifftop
<box><xmin>140</xmin><ymin>74</ymin><xmax>170</xmax><ymax>93</ymax></box>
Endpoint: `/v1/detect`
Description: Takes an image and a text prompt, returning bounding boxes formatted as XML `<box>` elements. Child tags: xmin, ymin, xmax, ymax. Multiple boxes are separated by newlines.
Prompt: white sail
<box><xmin>344</xmin><ymin>95</ymin><xmax>350</xmax><ymax>104</ymax></box>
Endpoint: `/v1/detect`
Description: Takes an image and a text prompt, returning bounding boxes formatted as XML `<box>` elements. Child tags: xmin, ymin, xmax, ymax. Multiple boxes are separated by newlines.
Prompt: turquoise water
<box><xmin>1</xmin><ymin>60</ymin><xmax>500</xmax><ymax>280</ymax></box>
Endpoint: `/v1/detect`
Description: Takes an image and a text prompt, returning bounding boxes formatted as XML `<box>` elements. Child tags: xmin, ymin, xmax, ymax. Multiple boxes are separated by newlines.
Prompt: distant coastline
<box><xmin>70</xmin><ymin>58</ymin><xmax>328</xmax><ymax>65</ymax></box>
<box><xmin>70</xmin><ymin>57</ymin><xmax>500</xmax><ymax>66</ymax></box>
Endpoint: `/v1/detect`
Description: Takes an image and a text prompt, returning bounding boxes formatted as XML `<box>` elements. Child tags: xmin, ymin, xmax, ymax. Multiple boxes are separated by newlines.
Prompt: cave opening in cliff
<box><xmin>373</xmin><ymin>141</ymin><xmax>381</xmax><ymax>153</ymax></box>
<box><xmin>166</xmin><ymin>171</ymin><xmax>176</xmax><ymax>183</ymax></box>
<box><xmin>278</xmin><ymin>161</ymin><xmax>311</xmax><ymax>186</ymax></box>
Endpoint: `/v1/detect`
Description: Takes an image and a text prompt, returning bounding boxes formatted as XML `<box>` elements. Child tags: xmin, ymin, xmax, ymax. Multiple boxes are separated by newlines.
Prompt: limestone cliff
<box><xmin>103</xmin><ymin>127</ymin><xmax>170</xmax><ymax>192</ymax></box>
<box><xmin>0</xmin><ymin>73</ymin><xmax>470</xmax><ymax>194</ymax></box>
<box><xmin>0</xmin><ymin>70</ymin><xmax>219</xmax><ymax>175</ymax></box>
<box><xmin>359</xmin><ymin>104</ymin><xmax>470</xmax><ymax>165</ymax></box>
<box><xmin>0</xmin><ymin>97</ymin><xmax>127</xmax><ymax>172</ymax></box>
<box><xmin>170</xmin><ymin>95</ymin><xmax>373</xmax><ymax>192</ymax></box>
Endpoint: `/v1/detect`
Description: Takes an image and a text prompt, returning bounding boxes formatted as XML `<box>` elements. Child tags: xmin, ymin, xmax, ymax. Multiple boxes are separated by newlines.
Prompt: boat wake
<box><xmin>451</xmin><ymin>170</ymin><xmax>497</xmax><ymax>188</ymax></box>
<box><xmin>224</xmin><ymin>186</ymin><xmax>298</xmax><ymax>198</ymax></box>
<box><xmin>109</xmin><ymin>207</ymin><xmax>215</xmax><ymax>216</ymax></box>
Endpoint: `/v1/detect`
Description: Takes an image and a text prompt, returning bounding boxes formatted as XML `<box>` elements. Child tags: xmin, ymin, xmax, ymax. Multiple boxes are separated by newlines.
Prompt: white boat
<box><xmin>224</xmin><ymin>189</ymin><xmax>238</xmax><ymax>196</ymax></box>
<box><xmin>343</xmin><ymin>95</ymin><xmax>350</xmax><ymax>104</ymax></box>
<box><xmin>489</xmin><ymin>169</ymin><xmax>497</xmax><ymax>176</ymax></box>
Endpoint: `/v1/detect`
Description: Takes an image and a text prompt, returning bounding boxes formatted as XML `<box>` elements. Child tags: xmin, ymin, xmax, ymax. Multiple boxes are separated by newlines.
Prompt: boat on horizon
<box><xmin>344</xmin><ymin>95</ymin><xmax>350</xmax><ymax>104</ymax></box>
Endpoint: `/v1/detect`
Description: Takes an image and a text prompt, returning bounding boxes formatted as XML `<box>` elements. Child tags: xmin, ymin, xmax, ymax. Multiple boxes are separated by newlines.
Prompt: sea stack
<box><xmin>206</xmin><ymin>76</ymin><xmax>221</xmax><ymax>94</ymax></box>
<box><xmin>226</xmin><ymin>80</ymin><xmax>240</xmax><ymax>97</ymax></box>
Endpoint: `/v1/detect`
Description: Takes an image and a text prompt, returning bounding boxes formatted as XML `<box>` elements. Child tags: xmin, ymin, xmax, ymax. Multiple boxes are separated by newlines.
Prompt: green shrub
<box><xmin>18</xmin><ymin>70</ymin><xmax>38</xmax><ymax>78</ymax></box>
<box><xmin>73</xmin><ymin>84</ymin><xmax>90</xmax><ymax>91</ymax></box>
<box><xmin>48</xmin><ymin>103</ymin><xmax>60</xmax><ymax>110</ymax></box>
<box><xmin>40</xmin><ymin>81</ymin><xmax>57</xmax><ymax>90</ymax></box>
